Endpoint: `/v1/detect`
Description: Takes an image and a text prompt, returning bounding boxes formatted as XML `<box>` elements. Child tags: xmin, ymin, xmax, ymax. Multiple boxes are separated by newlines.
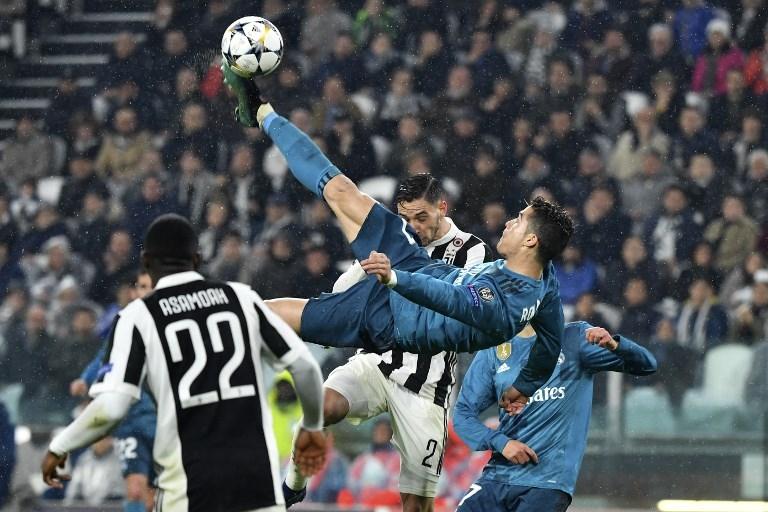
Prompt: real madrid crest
<box><xmin>496</xmin><ymin>342</ymin><xmax>512</xmax><ymax>361</ymax></box>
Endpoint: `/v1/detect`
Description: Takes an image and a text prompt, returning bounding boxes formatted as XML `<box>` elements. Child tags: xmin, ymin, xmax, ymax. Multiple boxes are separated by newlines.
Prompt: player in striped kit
<box><xmin>283</xmin><ymin>173</ymin><xmax>493</xmax><ymax>511</ymax></box>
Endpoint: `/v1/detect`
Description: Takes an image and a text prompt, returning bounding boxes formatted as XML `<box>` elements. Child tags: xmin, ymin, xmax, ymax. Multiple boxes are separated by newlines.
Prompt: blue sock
<box><xmin>124</xmin><ymin>500</ymin><xmax>145</xmax><ymax>512</ymax></box>
<box><xmin>264</xmin><ymin>114</ymin><xmax>341</xmax><ymax>198</ymax></box>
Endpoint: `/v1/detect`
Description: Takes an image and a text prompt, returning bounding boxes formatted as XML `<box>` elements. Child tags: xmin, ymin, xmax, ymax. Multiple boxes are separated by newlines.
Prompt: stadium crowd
<box><xmin>2</xmin><ymin>0</ymin><xmax>768</xmax><ymax>507</ymax></box>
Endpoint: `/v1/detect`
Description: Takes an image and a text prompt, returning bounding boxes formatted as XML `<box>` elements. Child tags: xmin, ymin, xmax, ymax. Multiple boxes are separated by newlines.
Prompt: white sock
<box><xmin>285</xmin><ymin>423</ymin><xmax>308</xmax><ymax>491</ymax></box>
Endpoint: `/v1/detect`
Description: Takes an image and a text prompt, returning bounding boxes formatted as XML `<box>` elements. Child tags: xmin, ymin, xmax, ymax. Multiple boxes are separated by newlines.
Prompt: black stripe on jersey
<box><xmin>432</xmin><ymin>352</ymin><xmax>455</xmax><ymax>407</ymax></box>
<box><xmin>430</xmin><ymin>242</ymin><xmax>448</xmax><ymax>262</ymax></box>
<box><xmin>95</xmin><ymin>315</ymin><xmax>120</xmax><ymax>384</ymax></box>
<box><xmin>436</xmin><ymin>406</ymin><xmax>448</xmax><ymax>476</ymax></box>
<box><xmin>403</xmin><ymin>354</ymin><xmax>433</xmax><ymax>394</ymax></box>
<box><xmin>142</xmin><ymin>281</ymin><xmax>277</xmax><ymax>512</ymax></box>
<box><xmin>254</xmin><ymin>304</ymin><xmax>291</xmax><ymax>358</ymax></box>
<box><xmin>378</xmin><ymin>350</ymin><xmax>404</xmax><ymax>377</ymax></box>
<box><xmin>124</xmin><ymin>327</ymin><xmax>146</xmax><ymax>386</ymax></box>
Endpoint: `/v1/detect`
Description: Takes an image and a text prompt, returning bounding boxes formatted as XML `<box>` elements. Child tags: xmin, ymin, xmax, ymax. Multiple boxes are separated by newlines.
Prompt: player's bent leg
<box><xmin>323</xmin><ymin>388</ymin><xmax>350</xmax><ymax>426</ymax></box>
<box><xmin>265</xmin><ymin>298</ymin><xmax>307</xmax><ymax>333</ymax></box>
<box><xmin>123</xmin><ymin>473</ymin><xmax>150</xmax><ymax>512</ymax></box>
<box><xmin>456</xmin><ymin>482</ymin><xmax>504</xmax><ymax>511</ymax></box>
<box><xmin>322</xmin><ymin>174</ymin><xmax>377</xmax><ymax>242</ymax></box>
<box><xmin>401</xmin><ymin>493</ymin><xmax>434</xmax><ymax>512</ymax></box>
<box><xmin>514</xmin><ymin>487</ymin><xmax>572</xmax><ymax>512</ymax></box>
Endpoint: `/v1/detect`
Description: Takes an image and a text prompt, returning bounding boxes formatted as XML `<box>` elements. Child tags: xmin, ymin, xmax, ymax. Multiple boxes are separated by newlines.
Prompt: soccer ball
<box><xmin>221</xmin><ymin>16</ymin><xmax>284</xmax><ymax>77</ymax></box>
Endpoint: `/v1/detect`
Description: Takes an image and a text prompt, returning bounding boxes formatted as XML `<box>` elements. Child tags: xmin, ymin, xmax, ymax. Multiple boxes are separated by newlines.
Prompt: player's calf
<box><xmin>401</xmin><ymin>493</ymin><xmax>434</xmax><ymax>512</ymax></box>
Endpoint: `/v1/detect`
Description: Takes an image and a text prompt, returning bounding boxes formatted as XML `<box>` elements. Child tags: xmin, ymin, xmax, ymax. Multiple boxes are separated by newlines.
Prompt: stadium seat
<box><xmin>359</xmin><ymin>175</ymin><xmax>398</xmax><ymax>204</ymax></box>
<box><xmin>680</xmin><ymin>343</ymin><xmax>753</xmax><ymax>433</ymax></box>
<box><xmin>624</xmin><ymin>387</ymin><xmax>677</xmax><ymax>436</ymax></box>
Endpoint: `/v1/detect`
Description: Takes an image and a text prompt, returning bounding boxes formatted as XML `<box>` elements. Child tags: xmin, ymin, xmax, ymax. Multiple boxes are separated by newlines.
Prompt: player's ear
<box><xmin>523</xmin><ymin>233</ymin><xmax>538</xmax><ymax>248</ymax></box>
<box><xmin>438</xmin><ymin>199</ymin><xmax>448</xmax><ymax>216</ymax></box>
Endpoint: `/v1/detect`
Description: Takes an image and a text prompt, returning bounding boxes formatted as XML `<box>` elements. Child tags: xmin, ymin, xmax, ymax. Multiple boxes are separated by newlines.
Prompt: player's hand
<box><xmin>220</xmin><ymin>61</ymin><xmax>273</xmax><ymax>128</ymax></box>
<box><xmin>41</xmin><ymin>451</ymin><xmax>70</xmax><ymax>489</ymax></box>
<box><xmin>69</xmin><ymin>378</ymin><xmax>88</xmax><ymax>397</ymax></box>
<box><xmin>293</xmin><ymin>428</ymin><xmax>327</xmax><ymax>477</ymax></box>
<box><xmin>502</xmin><ymin>440</ymin><xmax>538</xmax><ymax>465</ymax></box>
<box><xmin>499</xmin><ymin>386</ymin><xmax>528</xmax><ymax>415</ymax></box>
<box><xmin>585</xmin><ymin>327</ymin><xmax>618</xmax><ymax>351</ymax></box>
<box><xmin>361</xmin><ymin>251</ymin><xmax>393</xmax><ymax>285</ymax></box>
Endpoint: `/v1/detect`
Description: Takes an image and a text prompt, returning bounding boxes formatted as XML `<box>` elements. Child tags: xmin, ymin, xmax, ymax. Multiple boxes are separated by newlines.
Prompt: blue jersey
<box><xmin>81</xmin><ymin>340</ymin><xmax>156</xmax><ymax>439</ymax></box>
<box><xmin>391</xmin><ymin>260</ymin><xmax>564</xmax><ymax>398</ymax></box>
<box><xmin>454</xmin><ymin>321</ymin><xmax>656</xmax><ymax>496</ymax></box>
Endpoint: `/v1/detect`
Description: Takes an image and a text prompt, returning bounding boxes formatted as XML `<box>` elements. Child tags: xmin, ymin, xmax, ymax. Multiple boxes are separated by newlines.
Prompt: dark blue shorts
<box><xmin>301</xmin><ymin>204</ymin><xmax>431</xmax><ymax>351</ymax></box>
<box><xmin>457</xmin><ymin>479</ymin><xmax>572</xmax><ymax>512</ymax></box>
<box><xmin>115</xmin><ymin>415</ymin><xmax>155</xmax><ymax>479</ymax></box>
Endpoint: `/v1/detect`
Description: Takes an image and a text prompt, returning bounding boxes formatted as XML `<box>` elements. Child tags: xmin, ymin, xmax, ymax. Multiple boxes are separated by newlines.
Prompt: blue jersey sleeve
<box><xmin>513</xmin><ymin>291</ymin><xmax>564</xmax><ymax>398</ymax></box>
<box><xmin>81</xmin><ymin>343</ymin><xmax>108</xmax><ymax>385</ymax></box>
<box><xmin>392</xmin><ymin>270</ymin><xmax>510</xmax><ymax>341</ymax></box>
<box><xmin>579</xmin><ymin>329</ymin><xmax>658</xmax><ymax>376</ymax></box>
<box><xmin>454</xmin><ymin>351</ymin><xmax>510</xmax><ymax>454</ymax></box>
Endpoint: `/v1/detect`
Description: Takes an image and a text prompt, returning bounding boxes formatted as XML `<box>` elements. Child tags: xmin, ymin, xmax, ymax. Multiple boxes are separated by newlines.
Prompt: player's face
<box><xmin>497</xmin><ymin>206</ymin><xmax>534</xmax><ymax>257</ymax></box>
<box><xmin>134</xmin><ymin>273</ymin><xmax>153</xmax><ymax>300</ymax></box>
<box><xmin>397</xmin><ymin>198</ymin><xmax>446</xmax><ymax>246</ymax></box>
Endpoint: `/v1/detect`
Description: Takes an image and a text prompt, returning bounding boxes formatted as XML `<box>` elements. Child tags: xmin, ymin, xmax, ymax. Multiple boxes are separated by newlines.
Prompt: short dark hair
<box><xmin>395</xmin><ymin>173</ymin><xmax>444</xmax><ymax>205</ymax></box>
<box><xmin>143</xmin><ymin>214</ymin><xmax>198</xmax><ymax>265</ymax></box>
<box><xmin>528</xmin><ymin>196</ymin><xmax>574</xmax><ymax>264</ymax></box>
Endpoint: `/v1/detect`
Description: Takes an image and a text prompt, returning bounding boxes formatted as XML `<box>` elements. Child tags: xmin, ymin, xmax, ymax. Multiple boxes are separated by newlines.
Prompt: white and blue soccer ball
<box><xmin>221</xmin><ymin>16</ymin><xmax>284</xmax><ymax>77</ymax></box>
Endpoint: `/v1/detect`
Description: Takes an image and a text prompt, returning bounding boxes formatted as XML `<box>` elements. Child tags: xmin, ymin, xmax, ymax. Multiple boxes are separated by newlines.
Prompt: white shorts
<box><xmin>324</xmin><ymin>353</ymin><xmax>448</xmax><ymax>498</ymax></box>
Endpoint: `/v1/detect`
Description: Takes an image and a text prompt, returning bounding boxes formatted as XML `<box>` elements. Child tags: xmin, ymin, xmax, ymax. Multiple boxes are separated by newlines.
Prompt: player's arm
<box><xmin>579</xmin><ymin>324</ymin><xmax>658</xmax><ymax>375</ymax></box>
<box><xmin>454</xmin><ymin>350</ymin><xmax>510</xmax><ymax>453</ymax></box>
<box><xmin>516</xmin><ymin>292</ymin><xmax>565</xmax><ymax>397</ymax></box>
<box><xmin>251</xmin><ymin>291</ymin><xmax>326</xmax><ymax>476</ymax></box>
<box><xmin>43</xmin><ymin>312</ymin><xmax>145</xmax><ymax>487</ymax></box>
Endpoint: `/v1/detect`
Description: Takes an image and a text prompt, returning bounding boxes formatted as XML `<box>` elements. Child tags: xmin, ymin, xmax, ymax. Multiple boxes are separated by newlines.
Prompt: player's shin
<box><xmin>262</xmin><ymin>114</ymin><xmax>341</xmax><ymax>198</ymax></box>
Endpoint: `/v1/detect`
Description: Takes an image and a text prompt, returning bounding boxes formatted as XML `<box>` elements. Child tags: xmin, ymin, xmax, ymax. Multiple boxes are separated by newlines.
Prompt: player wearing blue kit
<box><xmin>222</xmin><ymin>64</ymin><xmax>575</xmax><ymax>408</ymax></box>
<box><xmin>69</xmin><ymin>271</ymin><xmax>156</xmax><ymax>512</ymax></box>
<box><xmin>453</xmin><ymin>322</ymin><xmax>657</xmax><ymax>511</ymax></box>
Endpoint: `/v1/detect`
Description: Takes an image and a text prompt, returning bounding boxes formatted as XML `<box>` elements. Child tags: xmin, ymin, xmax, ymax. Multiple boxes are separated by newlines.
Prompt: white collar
<box><xmin>154</xmin><ymin>271</ymin><xmax>205</xmax><ymax>290</ymax></box>
<box><xmin>427</xmin><ymin>218</ymin><xmax>460</xmax><ymax>249</ymax></box>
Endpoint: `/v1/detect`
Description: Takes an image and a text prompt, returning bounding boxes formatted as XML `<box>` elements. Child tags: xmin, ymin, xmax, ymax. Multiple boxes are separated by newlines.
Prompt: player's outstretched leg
<box><xmin>222</xmin><ymin>62</ymin><xmax>375</xmax><ymax>243</ymax></box>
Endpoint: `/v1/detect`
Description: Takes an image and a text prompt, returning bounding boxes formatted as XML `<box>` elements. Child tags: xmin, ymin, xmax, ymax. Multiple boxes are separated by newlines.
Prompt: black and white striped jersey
<box><xmin>339</xmin><ymin>218</ymin><xmax>492</xmax><ymax>408</ymax></box>
<box><xmin>91</xmin><ymin>271</ymin><xmax>311</xmax><ymax>512</ymax></box>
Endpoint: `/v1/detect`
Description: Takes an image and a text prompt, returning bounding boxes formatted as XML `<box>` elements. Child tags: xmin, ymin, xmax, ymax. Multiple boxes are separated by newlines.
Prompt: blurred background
<box><xmin>1</xmin><ymin>0</ymin><xmax>768</xmax><ymax>510</ymax></box>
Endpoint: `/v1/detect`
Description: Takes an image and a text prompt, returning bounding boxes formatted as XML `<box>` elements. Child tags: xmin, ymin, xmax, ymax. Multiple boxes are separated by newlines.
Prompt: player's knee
<box><xmin>322</xmin><ymin>174</ymin><xmax>360</xmax><ymax>204</ymax></box>
<box><xmin>322</xmin><ymin>389</ymin><xmax>349</xmax><ymax>426</ymax></box>
<box><xmin>401</xmin><ymin>493</ymin><xmax>433</xmax><ymax>512</ymax></box>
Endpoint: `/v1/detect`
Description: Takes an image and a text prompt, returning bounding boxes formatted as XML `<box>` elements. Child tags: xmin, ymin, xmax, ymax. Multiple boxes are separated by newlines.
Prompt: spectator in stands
<box><xmin>590</xmin><ymin>26</ymin><xmax>634</xmax><ymax>96</ymax></box>
<box><xmin>46</xmin><ymin>69</ymin><xmax>93</xmax><ymax>138</ymax></box>
<box><xmin>313</xmin><ymin>32</ymin><xmax>366</xmax><ymax>93</ymax></box>
<box><xmin>353</xmin><ymin>0</ymin><xmax>398</xmax><ymax>47</ymax></box>
<box><xmin>1</xmin><ymin>303</ymin><xmax>51</xmax><ymax>402</ymax></box>
<box><xmin>465</xmin><ymin>30</ymin><xmax>511</xmax><ymax>96</ymax></box>
<box><xmin>24</xmin><ymin>236</ymin><xmax>94</xmax><ymax>306</ymax></box>
<box><xmin>89</xmin><ymin>228</ymin><xmax>136</xmax><ymax>305</ymax></box>
<box><xmin>514</xmin><ymin>151</ymin><xmax>561</xmax><ymax>204</ymax></box>
<box><xmin>721</xmin><ymin>253</ymin><xmax>766</xmax><ymax>308</ymax></box>
<box><xmin>268</xmin><ymin>60</ymin><xmax>311</xmax><ymax>115</ymax></box>
<box><xmin>567</xmin><ymin>145</ymin><xmax>619</xmax><ymax>207</ymax></box>
<box><xmin>742</xmin><ymin>150</ymin><xmax>768</xmax><ymax>225</ymax></box>
<box><xmin>152</xmin><ymin>29</ymin><xmax>194</xmax><ymax>96</ymax></box>
<box><xmin>326</xmin><ymin>110</ymin><xmax>377</xmax><ymax>182</ymax></box>
<box><xmin>744</xmin><ymin>26</ymin><xmax>768</xmax><ymax>95</ymax></box>
<box><xmin>411</xmin><ymin>30</ymin><xmax>454</xmax><ymax>95</ymax></box>
<box><xmin>206</xmin><ymin>230</ymin><xmax>246</xmax><ymax>283</ymax></box>
<box><xmin>730</xmin><ymin>109</ymin><xmax>766</xmax><ymax>178</ymax></box>
<box><xmin>459</xmin><ymin>144</ymin><xmax>507</xmax><ymax>228</ymax></box>
<box><xmin>675</xmin><ymin>241</ymin><xmax>722</xmax><ymax>301</ymax></box>
<box><xmin>57</xmin><ymin>153</ymin><xmax>109</xmax><ymax>219</ymax></box>
<box><xmin>554</xmin><ymin>244</ymin><xmax>599</xmax><ymax>305</ymax></box>
<box><xmin>305</xmin><ymin>431</ymin><xmax>349</xmax><ymax>504</ymax></box>
<box><xmin>170</xmin><ymin>148</ymin><xmax>217</xmax><ymax>227</ymax></box>
<box><xmin>312</xmin><ymin>75</ymin><xmax>363</xmax><ymax>133</ymax></box>
<box><xmin>632</xmin><ymin>23</ymin><xmax>690</xmax><ymax>93</ymax></box>
<box><xmin>98</xmin><ymin>32</ymin><xmax>143</xmax><ymax>92</ymax></box>
<box><xmin>650</xmin><ymin>70</ymin><xmax>686</xmax><ymax>137</ymax></box>
<box><xmin>573</xmin><ymin>292</ymin><xmax>609</xmax><ymax>328</ymax></box>
<box><xmin>362</xmin><ymin>31</ymin><xmax>403</xmax><ymax>95</ymax></box>
<box><xmin>428</xmin><ymin>65</ymin><xmax>478</xmax><ymax>136</ymax></box>
<box><xmin>384</xmin><ymin>115</ymin><xmax>437</xmax><ymax>176</ymax></box>
<box><xmin>708</xmin><ymin>69</ymin><xmax>757</xmax><ymax>141</ymax></box>
<box><xmin>644</xmin><ymin>186</ymin><xmax>703</xmax><ymax>273</ymax></box>
<box><xmin>346</xmin><ymin>418</ymin><xmax>401</xmax><ymax>506</ymax></box>
<box><xmin>251</xmin><ymin>232</ymin><xmax>302</xmax><ymax>300</ymax></box>
<box><xmin>377</xmin><ymin>68</ymin><xmax>429</xmax><ymax>138</ymax></box>
<box><xmin>647</xmin><ymin>317</ymin><xmax>697</xmax><ymax>410</ymax></box>
<box><xmin>676</xmin><ymin>278</ymin><xmax>730</xmax><ymax>354</ymax></box>
<box><xmin>561</xmin><ymin>0</ymin><xmax>612</xmax><ymax>54</ymax></box>
<box><xmin>619</xmin><ymin>277</ymin><xmax>659</xmax><ymax>342</ymax></box>
<box><xmin>15</xmin><ymin>204</ymin><xmax>68</xmax><ymax>259</ymax></box>
<box><xmin>543</xmin><ymin>109</ymin><xmax>589</xmax><ymax>180</ymax></box>
<box><xmin>604</xmin><ymin>236</ymin><xmax>663</xmax><ymax>305</ymax></box>
<box><xmin>576</xmin><ymin>186</ymin><xmax>630</xmax><ymax>265</ymax></box>
<box><xmin>683</xmin><ymin>153</ymin><xmax>726</xmax><ymax>223</ymax></box>
<box><xmin>692</xmin><ymin>19</ymin><xmax>745</xmax><ymax>98</ymax></box>
<box><xmin>48</xmin><ymin>305</ymin><xmax>100</xmax><ymax>398</ymax></box>
<box><xmin>165</xmin><ymin>102</ymin><xmax>219</xmax><ymax>171</ymax></box>
<box><xmin>0</xmin><ymin>238</ymin><xmax>22</xmax><ymax>302</ymax></box>
<box><xmin>0</xmin><ymin>402</ymin><xmax>14</xmax><ymax>509</ymax></box>
<box><xmin>225</xmin><ymin>144</ymin><xmax>271</xmax><ymax>234</ymax></box>
<box><xmin>300</xmin><ymin>0</ymin><xmax>353</xmax><ymax>68</ymax></box>
<box><xmin>198</xmin><ymin>197</ymin><xmax>234</xmax><ymax>262</ymax></box>
<box><xmin>574</xmin><ymin>72</ymin><xmax>622</xmax><ymax>139</ymax></box>
<box><xmin>267</xmin><ymin>371</ymin><xmax>303</xmax><ymax>463</ymax></box>
<box><xmin>673</xmin><ymin>0</ymin><xmax>716</xmax><ymax>60</ymax></box>
<box><xmin>444</xmin><ymin>109</ymin><xmax>485</xmax><ymax>179</ymax></box>
<box><xmin>70</xmin><ymin>190</ymin><xmax>111</xmax><ymax>264</ymax></box>
<box><xmin>0</xmin><ymin>116</ymin><xmax>54</xmax><ymax>191</ymax></box>
<box><xmin>541</xmin><ymin>57</ymin><xmax>582</xmax><ymax>114</ymax></box>
<box><xmin>731</xmin><ymin>270</ymin><xmax>768</xmax><ymax>344</ymax></box>
<box><xmin>64</xmin><ymin>436</ymin><xmax>123</xmax><ymax>506</ymax></box>
<box><xmin>294</xmin><ymin>243</ymin><xmax>338</xmax><ymax>297</ymax></box>
<box><xmin>704</xmin><ymin>194</ymin><xmax>759</xmax><ymax>273</ymax></box>
<box><xmin>95</xmin><ymin>107</ymin><xmax>152</xmax><ymax>190</ymax></box>
<box><xmin>609</xmin><ymin>105</ymin><xmax>670</xmax><ymax>182</ymax></box>
<box><xmin>125</xmin><ymin>173</ymin><xmax>177</xmax><ymax>244</ymax></box>
<box><xmin>670</xmin><ymin>106</ymin><xmax>719</xmax><ymax>173</ymax></box>
<box><xmin>621</xmin><ymin>148</ymin><xmax>675</xmax><ymax>225</ymax></box>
